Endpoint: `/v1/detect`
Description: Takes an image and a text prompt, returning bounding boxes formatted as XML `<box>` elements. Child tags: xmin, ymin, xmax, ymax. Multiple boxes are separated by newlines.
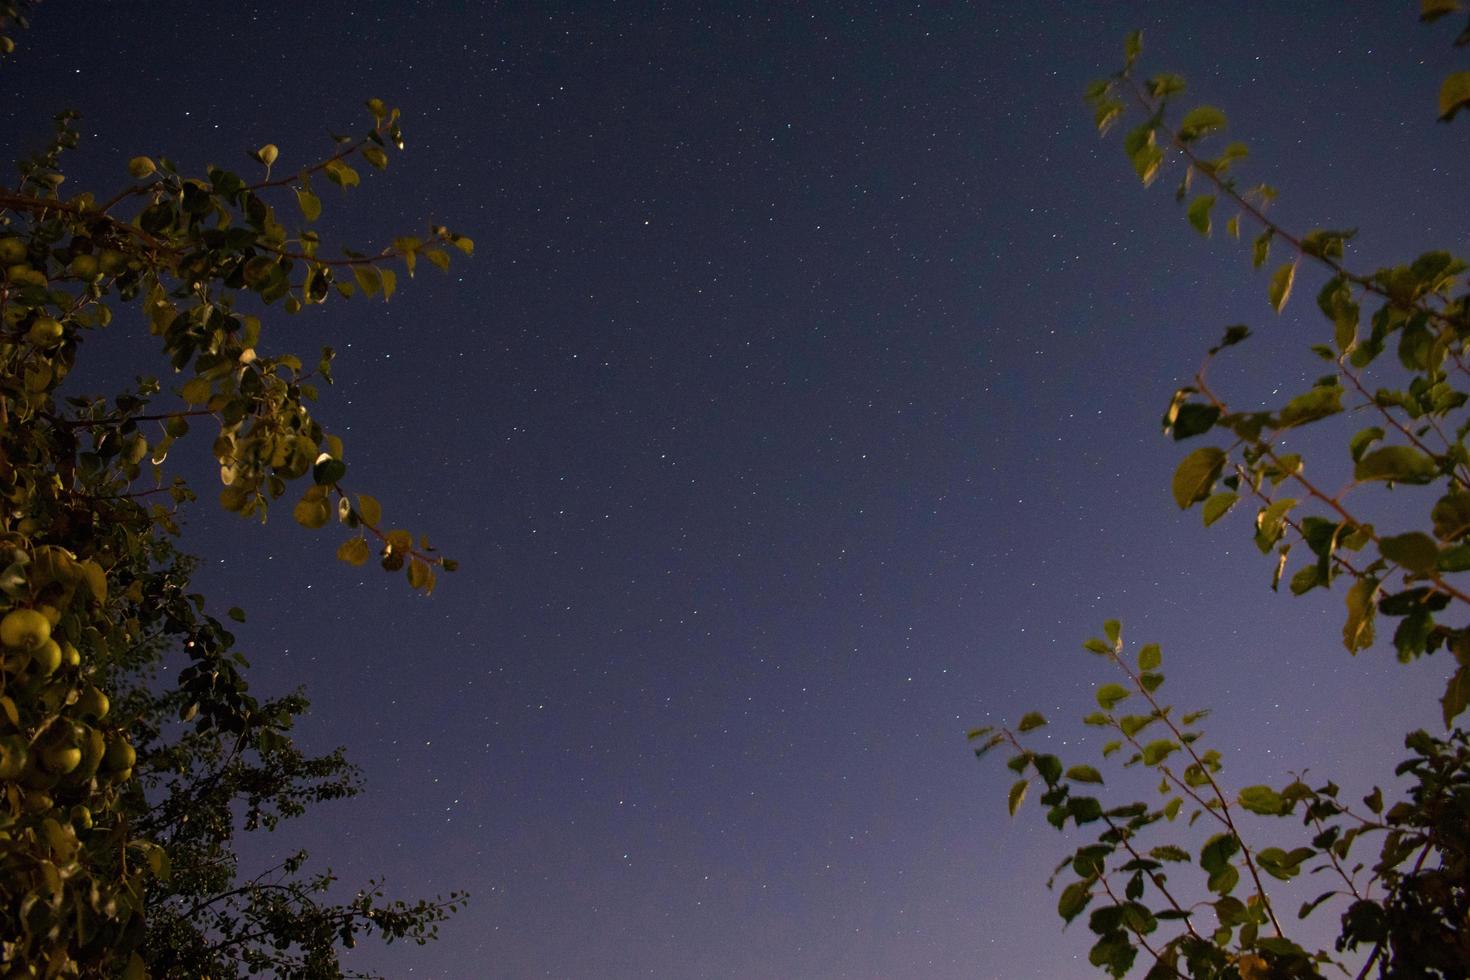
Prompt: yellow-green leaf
<box><xmin>1438</xmin><ymin>71</ymin><xmax>1470</xmax><ymax>122</ymax></box>
<box><xmin>353</xmin><ymin>265</ymin><xmax>382</xmax><ymax>297</ymax></box>
<box><xmin>357</xmin><ymin>494</ymin><xmax>382</xmax><ymax>526</ymax></box>
<box><xmin>293</xmin><ymin>497</ymin><xmax>330</xmax><ymax>530</ymax></box>
<box><xmin>1007</xmin><ymin>778</ymin><xmax>1029</xmax><ymax>817</ymax></box>
<box><xmin>1268</xmin><ymin>261</ymin><xmax>1296</xmax><ymax>313</ymax></box>
<box><xmin>295</xmin><ymin>187</ymin><xmax>322</xmax><ymax>222</ymax></box>
<box><xmin>1172</xmin><ymin>446</ymin><xmax>1226</xmax><ymax>509</ymax></box>
<box><xmin>337</xmin><ymin>537</ymin><xmax>371</xmax><ymax>566</ymax></box>
<box><xmin>1343</xmin><ymin>577</ymin><xmax>1378</xmax><ymax>653</ymax></box>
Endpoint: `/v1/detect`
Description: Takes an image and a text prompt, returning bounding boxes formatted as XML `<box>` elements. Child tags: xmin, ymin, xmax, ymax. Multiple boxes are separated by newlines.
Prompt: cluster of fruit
<box><xmin>0</xmin><ymin>604</ymin><xmax>131</xmax><ymax>818</ymax></box>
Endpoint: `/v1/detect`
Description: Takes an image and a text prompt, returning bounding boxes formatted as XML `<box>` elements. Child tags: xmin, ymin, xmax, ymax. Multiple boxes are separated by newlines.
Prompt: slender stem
<box><xmin>1108</xmin><ymin>647</ymin><xmax>1285</xmax><ymax>937</ymax></box>
<box><xmin>1123</xmin><ymin>77</ymin><xmax>1464</xmax><ymax>336</ymax></box>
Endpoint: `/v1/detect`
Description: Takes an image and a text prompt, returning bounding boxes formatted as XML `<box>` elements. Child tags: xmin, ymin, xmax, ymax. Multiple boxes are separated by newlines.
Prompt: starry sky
<box><xmin>4</xmin><ymin>2</ymin><xmax>1469</xmax><ymax>977</ymax></box>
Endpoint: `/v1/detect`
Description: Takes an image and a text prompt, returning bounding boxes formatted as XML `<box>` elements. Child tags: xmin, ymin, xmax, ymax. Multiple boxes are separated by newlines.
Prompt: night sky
<box><xmin>4</xmin><ymin>3</ymin><xmax>1468</xmax><ymax>977</ymax></box>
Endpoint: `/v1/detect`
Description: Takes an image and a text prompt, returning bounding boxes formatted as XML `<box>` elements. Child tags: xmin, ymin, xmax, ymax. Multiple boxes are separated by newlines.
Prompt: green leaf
<box><xmin>1096</xmin><ymin>683</ymin><xmax>1130</xmax><ymax>710</ymax></box>
<box><xmin>1238</xmin><ymin>785</ymin><xmax>1287</xmax><ymax>816</ymax></box>
<box><xmin>1379</xmin><ymin>532</ymin><xmax>1440</xmax><ymax>575</ymax></box>
<box><xmin>1201</xmin><ymin>491</ymin><xmax>1238</xmax><ymax>527</ymax></box>
<box><xmin>1211</xmin><ymin>324</ymin><xmax>1252</xmax><ymax>353</ymax></box>
<box><xmin>1354</xmin><ymin>445</ymin><xmax>1439</xmax><ymax>485</ymax></box>
<box><xmin>1252</xmin><ymin>230</ymin><xmax>1272</xmax><ymax>268</ymax></box>
<box><xmin>1137</xmin><ymin>643</ymin><xmax>1161</xmax><ymax>671</ymax></box>
<box><xmin>1177</xmin><ymin>105</ymin><xmax>1226</xmax><ymax>141</ymax></box>
<box><xmin>1083</xmin><ymin>638</ymin><xmax>1113</xmax><ymax>656</ymax></box>
<box><xmin>1008</xmin><ymin>778</ymin><xmax>1029</xmax><ymax>817</ymax></box>
<box><xmin>1066</xmin><ymin>764</ymin><xmax>1103</xmax><ymax>784</ymax></box>
<box><xmin>1018</xmin><ymin>711</ymin><xmax>1047</xmax><ymax>733</ymax></box>
<box><xmin>1199</xmin><ymin>833</ymin><xmax>1239</xmax><ymax>874</ymax></box>
<box><xmin>362</xmin><ymin>145</ymin><xmax>390</xmax><ymax>170</ymax></box>
<box><xmin>1442</xmin><ymin>666</ymin><xmax>1470</xmax><ymax>727</ymax></box>
<box><xmin>1103</xmin><ymin>619</ymin><xmax>1122</xmax><ymax>649</ymax></box>
<box><xmin>1141</xmin><ymin>739</ymin><xmax>1177</xmax><ymax>766</ymax></box>
<box><xmin>1289</xmin><ymin>564</ymin><xmax>1324</xmax><ymax>596</ymax></box>
<box><xmin>127</xmin><ymin>156</ymin><xmax>156</xmax><ymax>179</ymax></box>
<box><xmin>1438</xmin><ymin>71</ymin><xmax>1470</xmax><ymax>122</ymax></box>
<box><xmin>1431</xmin><ymin>492</ymin><xmax>1470</xmax><ymax>541</ymax></box>
<box><xmin>353</xmin><ymin>265</ymin><xmax>383</xmax><ymax>298</ymax></box>
<box><xmin>1343</xmin><ymin>577</ymin><xmax>1379</xmax><ymax>653</ymax></box>
<box><xmin>1276</xmin><ymin>385</ymin><xmax>1342</xmax><ymax>428</ymax></box>
<box><xmin>1186</xmin><ymin>194</ymin><xmax>1214</xmax><ymax>235</ymax></box>
<box><xmin>1167</xmin><ymin>403</ymin><xmax>1220</xmax><ymax>440</ymax></box>
<box><xmin>1268</xmin><ymin>260</ymin><xmax>1297</xmax><ymax>313</ymax></box>
<box><xmin>227</xmin><ymin>606</ymin><xmax>246</xmax><ymax>623</ymax></box>
<box><xmin>1119</xmin><ymin>714</ymin><xmax>1154</xmax><ymax>738</ymax></box>
<box><xmin>294</xmin><ymin>187</ymin><xmax>322</xmax><ymax>222</ymax></box>
<box><xmin>1123</xmin><ymin>30</ymin><xmax>1143</xmax><ymax>70</ymax></box>
<box><xmin>1172</xmin><ymin>446</ymin><xmax>1226</xmax><ymax>509</ymax></box>
<box><xmin>1058</xmin><ymin>879</ymin><xmax>1093</xmax><ymax>924</ymax></box>
<box><xmin>1349</xmin><ymin>426</ymin><xmax>1385</xmax><ymax>463</ymax></box>
<box><xmin>1124</xmin><ymin>122</ymin><xmax>1163</xmax><ymax>186</ymax></box>
<box><xmin>1147</xmin><ymin>73</ymin><xmax>1185</xmax><ymax>99</ymax></box>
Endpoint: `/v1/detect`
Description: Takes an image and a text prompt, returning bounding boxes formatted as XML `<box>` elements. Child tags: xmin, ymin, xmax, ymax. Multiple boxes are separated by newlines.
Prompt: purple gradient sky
<box><xmin>4</xmin><ymin>3</ymin><xmax>1467</xmax><ymax>977</ymax></box>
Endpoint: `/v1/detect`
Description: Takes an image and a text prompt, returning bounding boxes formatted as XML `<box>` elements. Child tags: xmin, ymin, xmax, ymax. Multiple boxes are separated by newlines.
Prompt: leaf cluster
<box><xmin>0</xmin><ymin>9</ymin><xmax>468</xmax><ymax>975</ymax></box>
<box><xmin>979</xmin><ymin>19</ymin><xmax>1470</xmax><ymax>980</ymax></box>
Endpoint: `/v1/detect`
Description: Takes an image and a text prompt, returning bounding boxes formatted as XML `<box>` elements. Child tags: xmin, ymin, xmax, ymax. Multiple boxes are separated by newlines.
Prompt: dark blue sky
<box><xmin>4</xmin><ymin>3</ymin><xmax>1467</xmax><ymax>977</ymax></box>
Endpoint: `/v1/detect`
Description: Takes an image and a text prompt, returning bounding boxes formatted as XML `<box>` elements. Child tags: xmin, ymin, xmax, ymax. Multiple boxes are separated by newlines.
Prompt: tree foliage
<box><xmin>976</xmin><ymin>13</ymin><xmax>1470</xmax><ymax>980</ymax></box>
<box><xmin>1</xmin><ymin>5</ymin><xmax>465</xmax><ymax>976</ymax></box>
